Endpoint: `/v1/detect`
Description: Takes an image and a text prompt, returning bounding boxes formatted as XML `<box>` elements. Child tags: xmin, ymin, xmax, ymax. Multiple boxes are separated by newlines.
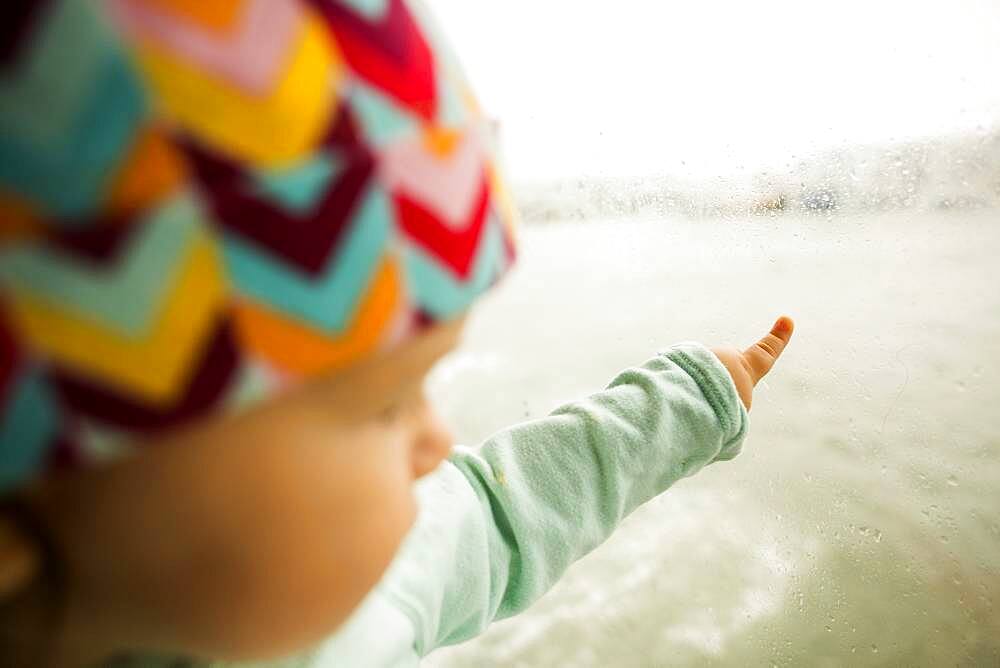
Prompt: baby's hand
<box><xmin>712</xmin><ymin>316</ymin><xmax>795</xmax><ymax>410</ymax></box>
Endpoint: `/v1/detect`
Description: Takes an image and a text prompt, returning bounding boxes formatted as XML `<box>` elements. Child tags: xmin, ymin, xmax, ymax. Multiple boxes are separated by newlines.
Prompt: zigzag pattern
<box><xmin>308</xmin><ymin>0</ymin><xmax>437</xmax><ymax>120</ymax></box>
<box><xmin>233</xmin><ymin>255</ymin><xmax>403</xmax><ymax>375</ymax></box>
<box><xmin>0</xmin><ymin>0</ymin><xmax>148</xmax><ymax>218</ymax></box>
<box><xmin>2</xmin><ymin>205</ymin><xmax>228</xmax><ymax>405</ymax></box>
<box><xmin>182</xmin><ymin>109</ymin><xmax>376</xmax><ymax>276</ymax></box>
<box><xmin>0</xmin><ymin>0</ymin><xmax>519</xmax><ymax>492</ymax></box>
<box><xmin>108</xmin><ymin>0</ymin><xmax>343</xmax><ymax>166</ymax></box>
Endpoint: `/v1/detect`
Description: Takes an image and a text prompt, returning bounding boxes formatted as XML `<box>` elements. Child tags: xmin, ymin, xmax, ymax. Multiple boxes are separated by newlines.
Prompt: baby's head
<box><xmin>0</xmin><ymin>0</ymin><xmax>515</xmax><ymax>663</ymax></box>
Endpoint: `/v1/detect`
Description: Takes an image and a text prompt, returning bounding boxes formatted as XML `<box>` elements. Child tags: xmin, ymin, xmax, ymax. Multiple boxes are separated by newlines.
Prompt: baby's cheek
<box><xmin>229</xmin><ymin>436</ymin><xmax>420</xmax><ymax>657</ymax></box>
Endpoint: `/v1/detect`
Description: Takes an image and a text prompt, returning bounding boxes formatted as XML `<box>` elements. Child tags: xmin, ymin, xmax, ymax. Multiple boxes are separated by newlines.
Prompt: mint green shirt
<box><xmin>131</xmin><ymin>343</ymin><xmax>747</xmax><ymax>668</ymax></box>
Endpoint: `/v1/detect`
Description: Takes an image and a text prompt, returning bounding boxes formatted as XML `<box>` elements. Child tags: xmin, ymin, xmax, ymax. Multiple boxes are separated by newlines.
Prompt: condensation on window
<box><xmin>426</xmin><ymin>0</ymin><xmax>1000</xmax><ymax>666</ymax></box>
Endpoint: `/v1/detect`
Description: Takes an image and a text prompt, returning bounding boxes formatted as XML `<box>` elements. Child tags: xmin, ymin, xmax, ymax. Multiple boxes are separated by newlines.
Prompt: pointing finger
<box><xmin>742</xmin><ymin>316</ymin><xmax>794</xmax><ymax>384</ymax></box>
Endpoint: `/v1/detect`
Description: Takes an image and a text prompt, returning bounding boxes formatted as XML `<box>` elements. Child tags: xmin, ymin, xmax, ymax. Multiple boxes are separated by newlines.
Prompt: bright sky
<box><xmin>427</xmin><ymin>0</ymin><xmax>1000</xmax><ymax>182</ymax></box>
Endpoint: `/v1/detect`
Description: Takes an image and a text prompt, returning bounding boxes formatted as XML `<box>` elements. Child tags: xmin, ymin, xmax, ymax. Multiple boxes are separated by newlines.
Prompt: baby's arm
<box><xmin>310</xmin><ymin>342</ymin><xmax>751</xmax><ymax>665</ymax></box>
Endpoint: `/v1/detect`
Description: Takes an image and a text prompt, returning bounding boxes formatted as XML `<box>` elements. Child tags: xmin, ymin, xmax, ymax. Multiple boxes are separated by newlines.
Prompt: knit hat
<box><xmin>0</xmin><ymin>0</ymin><xmax>518</xmax><ymax>492</ymax></box>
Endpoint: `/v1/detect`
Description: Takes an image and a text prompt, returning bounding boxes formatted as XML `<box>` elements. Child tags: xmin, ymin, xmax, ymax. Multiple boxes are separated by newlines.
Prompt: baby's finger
<box><xmin>742</xmin><ymin>316</ymin><xmax>795</xmax><ymax>384</ymax></box>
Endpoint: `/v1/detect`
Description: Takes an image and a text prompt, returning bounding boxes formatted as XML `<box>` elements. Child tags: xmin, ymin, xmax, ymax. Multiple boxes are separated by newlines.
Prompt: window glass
<box><xmin>427</xmin><ymin>1</ymin><xmax>1000</xmax><ymax>665</ymax></box>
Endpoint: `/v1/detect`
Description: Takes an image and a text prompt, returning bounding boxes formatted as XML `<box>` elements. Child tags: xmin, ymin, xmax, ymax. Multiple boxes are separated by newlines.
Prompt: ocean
<box><xmin>424</xmin><ymin>208</ymin><xmax>1000</xmax><ymax>666</ymax></box>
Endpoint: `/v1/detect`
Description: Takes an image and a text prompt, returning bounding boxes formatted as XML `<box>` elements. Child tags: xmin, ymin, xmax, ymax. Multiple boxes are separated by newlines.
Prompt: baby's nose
<box><xmin>410</xmin><ymin>402</ymin><xmax>453</xmax><ymax>480</ymax></box>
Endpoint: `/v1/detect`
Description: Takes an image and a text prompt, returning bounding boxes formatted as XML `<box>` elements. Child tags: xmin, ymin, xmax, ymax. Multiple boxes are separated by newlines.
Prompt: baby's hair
<box><xmin>0</xmin><ymin>498</ymin><xmax>67</xmax><ymax>667</ymax></box>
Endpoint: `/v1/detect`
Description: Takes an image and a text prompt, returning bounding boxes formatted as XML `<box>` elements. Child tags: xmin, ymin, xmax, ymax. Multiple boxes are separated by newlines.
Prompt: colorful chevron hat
<box><xmin>0</xmin><ymin>0</ymin><xmax>518</xmax><ymax>492</ymax></box>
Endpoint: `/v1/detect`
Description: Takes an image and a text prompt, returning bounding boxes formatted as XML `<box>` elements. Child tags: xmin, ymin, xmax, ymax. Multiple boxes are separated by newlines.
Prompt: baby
<box><xmin>0</xmin><ymin>1</ymin><xmax>792</xmax><ymax>666</ymax></box>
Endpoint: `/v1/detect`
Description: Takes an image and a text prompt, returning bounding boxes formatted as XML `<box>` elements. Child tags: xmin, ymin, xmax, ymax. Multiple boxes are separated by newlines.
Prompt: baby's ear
<box><xmin>0</xmin><ymin>515</ymin><xmax>40</xmax><ymax>598</ymax></box>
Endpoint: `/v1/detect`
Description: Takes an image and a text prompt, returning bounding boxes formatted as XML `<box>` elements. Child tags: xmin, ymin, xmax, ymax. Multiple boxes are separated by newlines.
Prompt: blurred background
<box><xmin>421</xmin><ymin>0</ymin><xmax>1000</xmax><ymax>666</ymax></box>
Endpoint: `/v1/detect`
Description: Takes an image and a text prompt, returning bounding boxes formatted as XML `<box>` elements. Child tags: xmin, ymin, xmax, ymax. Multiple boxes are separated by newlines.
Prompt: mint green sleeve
<box><xmin>370</xmin><ymin>342</ymin><xmax>749</xmax><ymax>658</ymax></box>
<box><xmin>203</xmin><ymin>342</ymin><xmax>748</xmax><ymax>668</ymax></box>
